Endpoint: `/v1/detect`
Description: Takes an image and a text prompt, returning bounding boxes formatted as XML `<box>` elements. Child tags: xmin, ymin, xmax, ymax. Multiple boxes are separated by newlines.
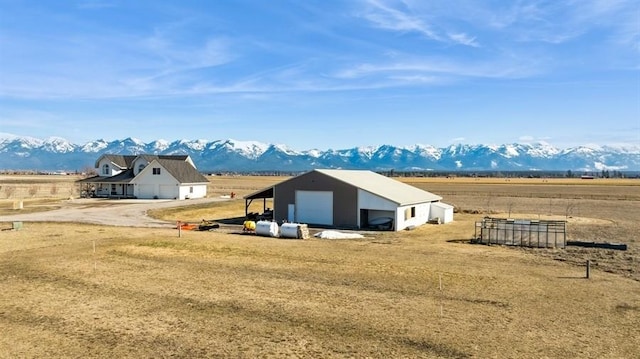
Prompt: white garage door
<box><xmin>159</xmin><ymin>185</ymin><xmax>176</xmax><ymax>199</ymax></box>
<box><xmin>138</xmin><ymin>184</ymin><xmax>154</xmax><ymax>199</ymax></box>
<box><xmin>296</xmin><ymin>190</ymin><xmax>333</xmax><ymax>225</ymax></box>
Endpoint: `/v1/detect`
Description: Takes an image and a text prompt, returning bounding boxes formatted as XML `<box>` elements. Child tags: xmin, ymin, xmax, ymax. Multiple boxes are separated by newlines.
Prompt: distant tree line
<box><xmin>206</xmin><ymin>169</ymin><xmax>640</xmax><ymax>178</ymax></box>
<box><xmin>3</xmin><ymin>168</ymin><xmax>638</xmax><ymax>179</ymax></box>
<box><xmin>565</xmin><ymin>169</ymin><xmax>629</xmax><ymax>179</ymax></box>
<box><xmin>384</xmin><ymin>170</ymin><xmax>638</xmax><ymax>178</ymax></box>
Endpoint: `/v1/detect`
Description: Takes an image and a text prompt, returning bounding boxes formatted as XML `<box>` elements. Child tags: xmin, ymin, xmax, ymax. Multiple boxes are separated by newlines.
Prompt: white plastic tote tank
<box><xmin>280</xmin><ymin>223</ymin><xmax>301</xmax><ymax>239</ymax></box>
<box><xmin>256</xmin><ymin>221</ymin><xmax>279</xmax><ymax>237</ymax></box>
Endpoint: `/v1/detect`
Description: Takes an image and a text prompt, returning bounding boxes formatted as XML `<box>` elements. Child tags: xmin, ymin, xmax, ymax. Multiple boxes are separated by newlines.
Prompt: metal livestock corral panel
<box><xmin>474</xmin><ymin>217</ymin><xmax>566</xmax><ymax>248</ymax></box>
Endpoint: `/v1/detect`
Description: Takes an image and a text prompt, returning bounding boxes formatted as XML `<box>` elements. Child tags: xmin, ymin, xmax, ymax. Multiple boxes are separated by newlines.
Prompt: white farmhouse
<box><xmin>78</xmin><ymin>154</ymin><xmax>208</xmax><ymax>200</ymax></box>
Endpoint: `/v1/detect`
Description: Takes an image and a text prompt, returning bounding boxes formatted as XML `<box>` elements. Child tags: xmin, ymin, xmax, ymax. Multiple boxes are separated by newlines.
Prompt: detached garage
<box><xmin>245</xmin><ymin>169</ymin><xmax>453</xmax><ymax>231</ymax></box>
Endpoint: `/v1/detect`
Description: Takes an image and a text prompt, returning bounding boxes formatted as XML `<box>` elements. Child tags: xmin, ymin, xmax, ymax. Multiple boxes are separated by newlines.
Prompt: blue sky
<box><xmin>1</xmin><ymin>0</ymin><xmax>638</xmax><ymax>150</ymax></box>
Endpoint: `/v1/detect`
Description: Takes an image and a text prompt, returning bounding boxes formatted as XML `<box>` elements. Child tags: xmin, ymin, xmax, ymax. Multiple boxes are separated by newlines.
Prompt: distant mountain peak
<box><xmin>0</xmin><ymin>135</ymin><xmax>638</xmax><ymax>172</ymax></box>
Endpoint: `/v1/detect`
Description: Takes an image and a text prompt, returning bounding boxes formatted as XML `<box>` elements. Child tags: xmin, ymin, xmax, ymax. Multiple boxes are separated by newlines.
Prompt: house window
<box><xmin>404</xmin><ymin>206</ymin><xmax>416</xmax><ymax>220</ymax></box>
<box><xmin>102</xmin><ymin>164</ymin><xmax>109</xmax><ymax>175</ymax></box>
<box><xmin>111</xmin><ymin>184</ymin><xmax>116</xmax><ymax>195</ymax></box>
<box><xmin>189</xmin><ymin>187</ymin><xmax>193</xmax><ymax>193</ymax></box>
<box><xmin>152</xmin><ymin>168</ymin><xmax>161</xmax><ymax>175</ymax></box>
<box><xmin>138</xmin><ymin>164</ymin><xmax>146</xmax><ymax>173</ymax></box>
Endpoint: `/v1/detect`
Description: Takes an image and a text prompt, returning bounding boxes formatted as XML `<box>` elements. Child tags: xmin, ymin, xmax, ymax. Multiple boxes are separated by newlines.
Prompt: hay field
<box><xmin>1</xmin><ymin>175</ymin><xmax>639</xmax><ymax>358</ymax></box>
<box><xmin>0</xmin><ymin>174</ymin><xmax>83</xmax><ymax>199</ymax></box>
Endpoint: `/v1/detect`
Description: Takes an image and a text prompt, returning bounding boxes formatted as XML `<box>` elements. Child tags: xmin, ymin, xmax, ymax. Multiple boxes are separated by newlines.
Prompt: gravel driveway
<box><xmin>0</xmin><ymin>197</ymin><xmax>229</xmax><ymax>228</ymax></box>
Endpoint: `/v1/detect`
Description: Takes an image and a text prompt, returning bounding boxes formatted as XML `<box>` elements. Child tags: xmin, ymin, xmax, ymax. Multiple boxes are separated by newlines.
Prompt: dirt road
<box><xmin>0</xmin><ymin>197</ymin><xmax>229</xmax><ymax>228</ymax></box>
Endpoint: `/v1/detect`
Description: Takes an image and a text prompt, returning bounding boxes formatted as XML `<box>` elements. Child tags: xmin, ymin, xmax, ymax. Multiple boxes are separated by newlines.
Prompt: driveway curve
<box><xmin>0</xmin><ymin>197</ymin><xmax>230</xmax><ymax>228</ymax></box>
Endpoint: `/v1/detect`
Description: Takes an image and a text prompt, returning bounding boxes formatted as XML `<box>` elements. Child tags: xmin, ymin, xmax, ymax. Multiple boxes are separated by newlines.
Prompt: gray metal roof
<box><xmin>315</xmin><ymin>169</ymin><xmax>441</xmax><ymax>205</ymax></box>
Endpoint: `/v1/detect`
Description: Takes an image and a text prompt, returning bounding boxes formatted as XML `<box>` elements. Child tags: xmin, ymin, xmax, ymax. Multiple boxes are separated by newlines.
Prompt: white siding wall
<box><xmin>178</xmin><ymin>184</ymin><xmax>207</xmax><ymax>200</ymax></box>
<box><xmin>430</xmin><ymin>202</ymin><xmax>454</xmax><ymax>223</ymax></box>
<box><xmin>358</xmin><ymin>189</ymin><xmax>396</xmax><ymax>210</ymax></box>
<box><xmin>396</xmin><ymin>202</ymin><xmax>431</xmax><ymax>230</ymax></box>
<box><xmin>132</xmin><ymin>165</ymin><xmax>179</xmax><ymax>199</ymax></box>
<box><xmin>132</xmin><ymin>158</ymin><xmax>151</xmax><ymax>176</ymax></box>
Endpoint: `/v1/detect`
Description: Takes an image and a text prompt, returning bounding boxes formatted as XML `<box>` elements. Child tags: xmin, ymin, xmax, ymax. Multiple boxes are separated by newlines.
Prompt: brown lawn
<box><xmin>1</xmin><ymin>175</ymin><xmax>638</xmax><ymax>358</ymax></box>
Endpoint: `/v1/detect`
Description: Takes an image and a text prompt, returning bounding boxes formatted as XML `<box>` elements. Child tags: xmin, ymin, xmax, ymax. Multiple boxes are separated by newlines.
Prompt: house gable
<box><xmin>95</xmin><ymin>155</ymin><xmax>137</xmax><ymax>177</ymax></box>
<box><xmin>132</xmin><ymin>157</ymin><xmax>151</xmax><ymax>176</ymax></box>
<box><xmin>131</xmin><ymin>160</ymin><xmax>179</xmax><ymax>185</ymax></box>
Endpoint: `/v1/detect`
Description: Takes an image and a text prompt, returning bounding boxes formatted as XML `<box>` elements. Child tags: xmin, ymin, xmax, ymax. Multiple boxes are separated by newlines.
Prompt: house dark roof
<box><xmin>137</xmin><ymin>154</ymin><xmax>189</xmax><ymax>162</ymax></box>
<box><xmin>156</xmin><ymin>158</ymin><xmax>208</xmax><ymax>184</ymax></box>
<box><xmin>96</xmin><ymin>154</ymin><xmax>190</xmax><ymax>168</ymax></box>
<box><xmin>85</xmin><ymin>154</ymin><xmax>207</xmax><ymax>185</ymax></box>
<box><xmin>77</xmin><ymin>169</ymin><xmax>136</xmax><ymax>183</ymax></box>
<box><xmin>96</xmin><ymin>155</ymin><xmax>137</xmax><ymax>169</ymax></box>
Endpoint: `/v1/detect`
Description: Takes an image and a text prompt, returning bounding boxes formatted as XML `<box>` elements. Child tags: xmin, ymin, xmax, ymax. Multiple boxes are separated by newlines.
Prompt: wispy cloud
<box><xmin>361</xmin><ymin>0</ymin><xmax>442</xmax><ymax>41</ymax></box>
<box><xmin>334</xmin><ymin>55</ymin><xmax>542</xmax><ymax>81</ymax></box>
<box><xmin>0</xmin><ymin>0</ymin><xmax>637</xmax><ymax>102</ymax></box>
<box><xmin>447</xmin><ymin>32</ymin><xmax>479</xmax><ymax>47</ymax></box>
<box><xmin>486</xmin><ymin>0</ymin><xmax>640</xmax><ymax>49</ymax></box>
<box><xmin>360</xmin><ymin>0</ymin><xmax>484</xmax><ymax>47</ymax></box>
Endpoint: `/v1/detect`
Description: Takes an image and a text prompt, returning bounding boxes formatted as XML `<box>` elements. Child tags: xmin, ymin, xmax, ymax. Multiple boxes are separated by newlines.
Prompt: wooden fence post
<box><xmin>586</xmin><ymin>260</ymin><xmax>590</xmax><ymax>279</ymax></box>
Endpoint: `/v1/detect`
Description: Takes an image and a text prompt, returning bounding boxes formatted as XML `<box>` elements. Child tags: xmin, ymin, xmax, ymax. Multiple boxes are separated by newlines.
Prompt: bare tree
<box><xmin>28</xmin><ymin>185</ymin><xmax>40</xmax><ymax>198</ymax></box>
<box><xmin>4</xmin><ymin>186</ymin><xmax>16</xmax><ymax>199</ymax></box>
<box><xmin>82</xmin><ymin>166</ymin><xmax>97</xmax><ymax>177</ymax></box>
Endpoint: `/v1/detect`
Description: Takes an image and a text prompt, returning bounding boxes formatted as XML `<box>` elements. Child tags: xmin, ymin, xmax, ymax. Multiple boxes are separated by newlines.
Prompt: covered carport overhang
<box><xmin>243</xmin><ymin>186</ymin><xmax>274</xmax><ymax>217</ymax></box>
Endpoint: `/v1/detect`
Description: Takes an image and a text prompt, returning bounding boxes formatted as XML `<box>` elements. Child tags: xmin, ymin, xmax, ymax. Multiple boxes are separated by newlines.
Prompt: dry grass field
<box><xmin>1</xmin><ymin>174</ymin><xmax>639</xmax><ymax>358</ymax></box>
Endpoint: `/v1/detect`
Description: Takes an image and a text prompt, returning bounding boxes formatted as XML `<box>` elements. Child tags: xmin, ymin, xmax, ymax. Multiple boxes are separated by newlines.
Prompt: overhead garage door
<box><xmin>296</xmin><ymin>190</ymin><xmax>333</xmax><ymax>225</ymax></box>
<box><xmin>138</xmin><ymin>184</ymin><xmax>154</xmax><ymax>199</ymax></box>
<box><xmin>159</xmin><ymin>185</ymin><xmax>176</xmax><ymax>199</ymax></box>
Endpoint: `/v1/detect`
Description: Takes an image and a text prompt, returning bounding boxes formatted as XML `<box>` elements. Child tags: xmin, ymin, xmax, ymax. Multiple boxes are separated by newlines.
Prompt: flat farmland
<box><xmin>1</xmin><ymin>175</ymin><xmax>639</xmax><ymax>358</ymax></box>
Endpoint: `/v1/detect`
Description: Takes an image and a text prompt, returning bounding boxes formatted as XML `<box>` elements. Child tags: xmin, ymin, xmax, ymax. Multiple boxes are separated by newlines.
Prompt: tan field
<box><xmin>1</xmin><ymin>175</ymin><xmax>639</xmax><ymax>358</ymax></box>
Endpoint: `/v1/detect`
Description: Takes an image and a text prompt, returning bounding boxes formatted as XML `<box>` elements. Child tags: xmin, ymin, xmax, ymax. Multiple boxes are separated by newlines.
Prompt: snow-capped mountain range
<box><xmin>0</xmin><ymin>135</ymin><xmax>639</xmax><ymax>172</ymax></box>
